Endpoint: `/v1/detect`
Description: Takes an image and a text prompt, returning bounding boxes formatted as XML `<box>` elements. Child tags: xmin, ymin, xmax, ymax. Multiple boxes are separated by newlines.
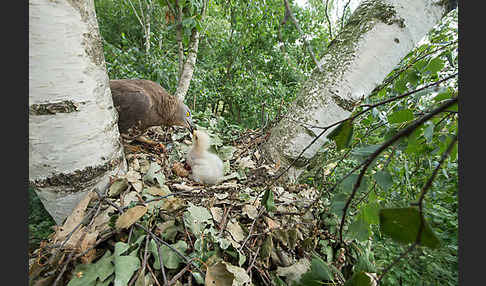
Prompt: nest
<box><xmin>28</xmin><ymin>127</ymin><xmax>357</xmax><ymax>286</ymax></box>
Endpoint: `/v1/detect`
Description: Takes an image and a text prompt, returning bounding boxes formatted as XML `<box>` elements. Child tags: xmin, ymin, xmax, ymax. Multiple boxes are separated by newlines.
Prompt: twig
<box><xmin>168</xmin><ymin>260</ymin><xmax>194</xmax><ymax>285</ymax></box>
<box><xmin>147</xmin><ymin>263</ymin><xmax>162</xmax><ymax>286</ymax></box>
<box><xmin>135</xmin><ymin>224</ymin><xmax>205</xmax><ymax>278</ymax></box>
<box><xmin>239</xmin><ymin>206</ymin><xmax>265</xmax><ymax>252</ymax></box>
<box><xmin>324</xmin><ymin>0</ymin><xmax>333</xmax><ymax>38</ymax></box>
<box><xmin>150</xmin><ymin>232</ymin><xmax>168</xmax><ymax>286</ymax></box>
<box><xmin>283</xmin><ymin>0</ymin><xmax>323</xmax><ymax>72</ymax></box>
<box><xmin>377</xmin><ymin>134</ymin><xmax>457</xmax><ymax>284</ymax></box>
<box><xmin>341</xmin><ymin>0</ymin><xmax>352</xmax><ymax>29</ymax></box>
<box><xmin>338</xmin><ymin>98</ymin><xmax>457</xmax><ymax>243</ymax></box>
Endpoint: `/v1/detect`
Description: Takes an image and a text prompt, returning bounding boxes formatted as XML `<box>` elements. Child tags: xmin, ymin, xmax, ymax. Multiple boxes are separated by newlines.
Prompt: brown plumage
<box><xmin>110</xmin><ymin>79</ymin><xmax>194</xmax><ymax>136</ymax></box>
<box><xmin>186</xmin><ymin>130</ymin><xmax>224</xmax><ymax>185</ymax></box>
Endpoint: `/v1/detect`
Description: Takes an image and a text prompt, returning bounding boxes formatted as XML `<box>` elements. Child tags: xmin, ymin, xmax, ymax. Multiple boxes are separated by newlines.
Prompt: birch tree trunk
<box><xmin>29</xmin><ymin>0</ymin><xmax>126</xmax><ymax>224</ymax></box>
<box><xmin>173</xmin><ymin>0</ymin><xmax>207</xmax><ymax>101</ymax></box>
<box><xmin>262</xmin><ymin>0</ymin><xmax>451</xmax><ymax>183</ymax></box>
<box><xmin>174</xmin><ymin>27</ymin><xmax>201</xmax><ymax>101</ymax></box>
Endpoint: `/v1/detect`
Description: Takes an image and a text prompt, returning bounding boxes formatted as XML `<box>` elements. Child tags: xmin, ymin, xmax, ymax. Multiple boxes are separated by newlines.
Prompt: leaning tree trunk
<box><xmin>29</xmin><ymin>0</ymin><xmax>126</xmax><ymax>224</ymax></box>
<box><xmin>262</xmin><ymin>0</ymin><xmax>451</xmax><ymax>182</ymax></box>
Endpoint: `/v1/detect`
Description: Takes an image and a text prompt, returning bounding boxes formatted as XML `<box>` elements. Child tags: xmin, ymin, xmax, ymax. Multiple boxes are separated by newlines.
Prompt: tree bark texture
<box><xmin>262</xmin><ymin>0</ymin><xmax>449</xmax><ymax>182</ymax></box>
<box><xmin>173</xmin><ymin>0</ymin><xmax>207</xmax><ymax>101</ymax></box>
<box><xmin>29</xmin><ymin>0</ymin><xmax>126</xmax><ymax>224</ymax></box>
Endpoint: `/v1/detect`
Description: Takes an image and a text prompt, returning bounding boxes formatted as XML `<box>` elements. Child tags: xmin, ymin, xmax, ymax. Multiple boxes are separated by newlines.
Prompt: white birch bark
<box><xmin>174</xmin><ymin>28</ymin><xmax>201</xmax><ymax>101</ymax></box>
<box><xmin>173</xmin><ymin>0</ymin><xmax>207</xmax><ymax>101</ymax></box>
<box><xmin>29</xmin><ymin>0</ymin><xmax>126</xmax><ymax>224</ymax></box>
<box><xmin>262</xmin><ymin>0</ymin><xmax>450</xmax><ymax>182</ymax></box>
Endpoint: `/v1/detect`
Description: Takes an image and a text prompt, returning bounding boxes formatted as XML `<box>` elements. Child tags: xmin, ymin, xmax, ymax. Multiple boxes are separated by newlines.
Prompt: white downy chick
<box><xmin>186</xmin><ymin>130</ymin><xmax>224</xmax><ymax>185</ymax></box>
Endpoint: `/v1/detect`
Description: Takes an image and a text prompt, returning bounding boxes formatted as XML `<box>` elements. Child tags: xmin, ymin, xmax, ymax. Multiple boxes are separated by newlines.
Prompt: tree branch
<box><xmin>283</xmin><ymin>0</ymin><xmax>322</xmax><ymax>72</ymax></box>
<box><xmin>338</xmin><ymin>97</ymin><xmax>458</xmax><ymax>243</ymax></box>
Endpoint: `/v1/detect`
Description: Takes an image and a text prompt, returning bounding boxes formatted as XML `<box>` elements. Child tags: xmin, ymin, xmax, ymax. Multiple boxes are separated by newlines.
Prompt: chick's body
<box><xmin>187</xmin><ymin>130</ymin><xmax>223</xmax><ymax>185</ymax></box>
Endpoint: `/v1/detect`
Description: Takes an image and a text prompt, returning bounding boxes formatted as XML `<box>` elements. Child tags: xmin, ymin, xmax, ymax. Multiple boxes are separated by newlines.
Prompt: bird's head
<box><xmin>175</xmin><ymin>101</ymin><xmax>195</xmax><ymax>133</ymax></box>
<box><xmin>192</xmin><ymin>130</ymin><xmax>210</xmax><ymax>151</ymax></box>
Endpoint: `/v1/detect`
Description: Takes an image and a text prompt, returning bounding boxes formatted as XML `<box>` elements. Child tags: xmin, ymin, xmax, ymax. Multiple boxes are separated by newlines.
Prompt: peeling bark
<box><xmin>29</xmin><ymin>0</ymin><xmax>126</xmax><ymax>224</ymax></box>
<box><xmin>262</xmin><ymin>0</ymin><xmax>449</xmax><ymax>183</ymax></box>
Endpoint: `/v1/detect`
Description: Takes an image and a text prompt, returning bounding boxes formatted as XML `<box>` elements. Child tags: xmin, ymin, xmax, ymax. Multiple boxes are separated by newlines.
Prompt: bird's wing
<box><xmin>110</xmin><ymin>82</ymin><xmax>152</xmax><ymax>133</ymax></box>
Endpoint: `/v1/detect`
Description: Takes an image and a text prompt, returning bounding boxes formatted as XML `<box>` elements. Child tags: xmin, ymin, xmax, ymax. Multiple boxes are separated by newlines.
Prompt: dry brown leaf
<box><xmin>226</xmin><ymin>220</ymin><xmax>245</xmax><ymax>242</ymax></box>
<box><xmin>210</xmin><ymin>207</ymin><xmax>223</xmax><ymax>224</ymax></box>
<box><xmin>172</xmin><ymin>162</ymin><xmax>189</xmax><ymax>177</ymax></box>
<box><xmin>242</xmin><ymin>204</ymin><xmax>259</xmax><ymax>220</ymax></box>
<box><xmin>264</xmin><ymin>217</ymin><xmax>280</xmax><ymax>230</ymax></box>
<box><xmin>79</xmin><ymin>229</ymin><xmax>99</xmax><ymax>253</ymax></box>
<box><xmin>80</xmin><ymin>248</ymin><xmax>98</xmax><ymax>264</ymax></box>
<box><xmin>53</xmin><ymin>191</ymin><xmax>97</xmax><ymax>243</ymax></box>
<box><xmin>131</xmin><ymin>180</ymin><xmax>143</xmax><ymax>192</ymax></box>
<box><xmin>115</xmin><ymin>205</ymin><xmax>148</xmax><ymax>230</ymax></box>
<box><xmin>147</xmin><ymin>186</ymin><xmax>170</xmax><ymax>196</ymax></box>
<box><xmin>172</xmin><ymin>183</ymin><xmax>197</xmax><ymax>192</ymax></box>
<box><xmin>205</xmin><ymin>261</ymin><xmax>234</xmax><ymax>286</ymax></box>
<box><xmin>125</xmin><ymin>170</ymin><xmax>141</xmax><ymax>183</ymax></box>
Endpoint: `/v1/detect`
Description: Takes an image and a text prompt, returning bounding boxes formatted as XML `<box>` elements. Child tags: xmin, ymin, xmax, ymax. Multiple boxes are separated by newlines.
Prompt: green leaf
<box><xmin>338</xmin><ymin>174</ymin><xmax>368</xmax><ymax>194</ymax></box>
<box><xmin>433</xmin><ymin>90</ymin><xmax>452</xmax><ymax>102</ymax></box>
<box><xmin>379</xmin><ymin>207</ymin><xmax>441</xmax><ymax>249</ymax></box>
<box><xmin>361</xmin><ymin>202</ymin><xmax>380</xmax><ymax>225</ymax></box>
<box><xmin>150</xmin><ymin>239</ymin><xmax>188</xmax><ymax>270</ymax></box>
<box><xmin>67</xmin><ymin>264</ymin><xmax>99</xmax><ymax>286</ymax></box>
<box><xmin>405</xmin><ymin>127</ymin><xmax>424</xmax><ymax>155</ymax></box>
<box><xmin>262</xmin><ymin>189</ymin><xmax>276</xmax><ymax>212</ymax></box>
<box><xmin>183</xmin><ymin>203</ymin><xmax>213</xmax><ymax>236</ymax></box>
<box><xmin>95</xmin><ymin>250</ymin><xmax>115</xmax><ymax>282</ymax></box>
<box><xmin>387</xmin><ymin>109</ymin><xmax>414</xmax><ymax>124</ymax></box>
<box><xmin>424</xmin><ymin>123</ymin><xmax>434</xmax><ymax>143</ymax></box>
<box><xmin>310</xmin><ymin>256</ymin><xmax>333</xmax><ymax>281</ymax></box>
<box><xmin>330</xmin><ymin>193</ymin><xmax>348</xmax><ymax>217</ymax></box>
<box><xmin>67</xmin><ymin>250</ymin><xmax>115</xmax><ymax>286</ymax></box>
<box><xmin>344</xmin><ymin>271</ymin><xmax>374</xmax><ymax>286</ymax></box>
<box><xmin>347</xmin><ymin>216</ymin><xmax>370</xmax><ymax>241</ymax></box>
<box><xmin>374</xmin><ymin>171</ymin><xmax>393</xmax><ymax>191</ymax></box>
<box><xmin>218</xmin><ymin>145</ymin><xmax>236</xmax><ymax>161</ymax></box>
<box><xmin>407</xmin><ymin>70</ymin><xmax>420</xmax><ymax>86</ymax></box>
<box><xmin>351</xmin><ymin>144</ymin><xmax>381</xmax><ymax>158</ymax></box>
<box><xmin>426</xmin><ymin>57</ymin><xmax>445</xmax><ymax>74</ymax></box>
<box><xmin>143</xmin><ymin>162</ymin><xmax>164</xmax><ymax>186</ymax></box>
<box><xmin>328</xmin><ymin>119</ymin><xmax>354</xmax><ymax>150</ymax></box>
<box><xmin>446</xmin><ymin>103</ymin><xmax>458</xmax><ymax>112</ymax></box>
<box><xmin>114</xmin><ymin>242</ymin><xmax>141</xmax><ymax>286</ymax></box>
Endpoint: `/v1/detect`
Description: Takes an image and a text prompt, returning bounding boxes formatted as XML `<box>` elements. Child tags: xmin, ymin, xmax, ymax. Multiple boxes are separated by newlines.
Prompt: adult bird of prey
<box><xmin>110</xmin><ymin>79</ymin><xmax>195</xmax><ymax>145</ymax></box>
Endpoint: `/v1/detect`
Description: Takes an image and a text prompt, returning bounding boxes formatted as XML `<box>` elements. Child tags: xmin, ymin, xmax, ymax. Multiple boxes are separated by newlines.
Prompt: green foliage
<box><xmin>28</xmin><ymin>187</ymin><xmax>55</xmax><ymax>251</ymax></box>
<box><xmin>294</xmin><ymin>255</ymin><xmax>333</xmax><ymax>286</ymax></box>
<box><xmin>379</xmin><ymin>207</ymin><xmax>441</xmax><ymax>249</ymax></box>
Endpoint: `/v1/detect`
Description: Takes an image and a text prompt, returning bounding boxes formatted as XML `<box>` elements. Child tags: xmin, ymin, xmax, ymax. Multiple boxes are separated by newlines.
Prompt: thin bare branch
<box><xmin>377</xmin><ymin>134</ymin><xmax>457</xmax><ymax>284</ymax></box>
<box><xmin>283</xmin><ymin>0</ymin><xmax>322</xmax><ymax>72</ymax></box>
<box><xmin>338</xmin><ymin>97</ymin><xmax>458</xmax><ymax>243</ymax></box>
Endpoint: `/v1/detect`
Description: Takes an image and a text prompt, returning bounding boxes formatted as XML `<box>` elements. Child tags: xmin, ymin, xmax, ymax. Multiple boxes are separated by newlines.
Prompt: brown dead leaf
<box><xmin>80</xmin><ymin>248</ymin><xmax>98</xmax><ymax>264</ymax></box>
<box><xmin>79</xmin><ymin>229</ymin><xmax>99</xmax><ymax>253</ymax></box>
<box><xmin>172</xmin><ymin>183</ymin><xmax>197</xmax><ymax>192</ymax></box>
<box><xmin>53</xmin><ymin>191</ymin><xmax>97</xmax><ymax>243</ymax></box>
<box><xmin>147</xmin><ymin>185</ymin><xmax>170</xmax><ymax>196</ymax></box>
<box><xmin>172</xmin><ymin>162</ymin><xmax>189</xmax><ymax>177</ymax></box>
<box><xmin>210</xmin><ymin>207</ymin><xmax>223</xmax><ymax>224</ymax></box>
<box><xmin>205</xmin><ymin>262</ymin><xmax>241</xmax><ymax>286</ymax></box>
<box><xmin>264</xmin><ymin>217</ymin><xmax>281</xmax><ymax>230</ymax></box>
<box><xmin>115</xmin><ymin>205</ymin><xmax>148</xmax><ymax>230</ymax></box>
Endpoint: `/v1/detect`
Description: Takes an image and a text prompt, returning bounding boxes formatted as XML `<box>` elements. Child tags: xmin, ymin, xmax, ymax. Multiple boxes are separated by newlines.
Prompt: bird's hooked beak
<box><xmin>186</xmin><ymin>117</ymin><xmax>195</xmax><ymax>134</ymax></box>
